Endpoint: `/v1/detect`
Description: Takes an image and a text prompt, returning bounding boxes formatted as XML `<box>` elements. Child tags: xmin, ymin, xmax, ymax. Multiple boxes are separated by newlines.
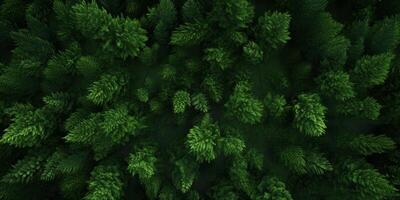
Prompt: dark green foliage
<box><xmin>293</xmin><ymin>94</ymin><xmax>327</xmax><ymax>136</ymax></box>
<box><xmin>225</xmin><ymin>81</ymin><xmax>264</xmax><ymax>124</ymax></box>
<box><xmin>316</xmin><ymin>70</ymin><xmax>355</xmax><ymax>101</ymax></box>
<box><xmin>205</xmin><ymin>48</ymin><xmax>233</xmax><ymax>70</ymax></box>
<box><xmin>243</xmin><ymin>41</ymin><xmax>264</xmax><ymax>64</ymax></box>
<box><xmin>0</xmin><ymin>106</ymin><xmax>56</xmax><ymax>148</ymax></box>
<box><xmin>369</xmin><ymin>17</ymin><xmax>400</xmax><ymax>54</ymax></box>
<box><xmin>171</xmin><ymin>21</ymin><xmax>209</xmax><ymax>46</ymax></box>
<box><xmin>351</xmin><ymin>53</ymin><xmax>394</xmax><ymax>88</ymax></box>
<box><xmin>349</xmin><ymin>134</ymin><xmax>396</xmax><ymax>156</ymax></box>
<box><xmin>211</xmin><ymin>0</ymin><xmax>254</xmax><ymax>29</ymax></box>
<box><xmin>338</xmin><ymin>97</ymin><xmax>382</xmax><ymax>120</ymax></box>
<box><xmin>1</xmin><ymin>152</ymin><xmax>46</xmax><ymax>184</ymax></box>
<box><xmin>342</xmin><ymin>164</ymin><xmax>398</xmax><ymax>200</ymax></box>
<box><xmin>84</xmin><ymin>165</ymin><xmax>124</xmax><ymax>200</ymax></box>
<box><xmin>191</xmin><ymin>93</ymin><xmax>209</xmax><ymax>113</ymax></box>
<box><xmin>0</xmin><ymin>0</ymin><xmax>399</xmax><ymax>199</ymax></box>
<box><xmin>173</xmin><ymin>90</ymin><xmax>191</xmax><ymax>113</ymax></box>
<box><xmin>172</xmin><ymin>158</ymin><xmax>199</xmax><ymax>193</ymax></box>
<box><xmin>73</xmin><ymin>1</ymin><xmax>147</xmax><ymax>59</ymax></box>
<box><xmin>256</xmin><ymin>12</ymin><xmax>291</xmax><ymax>49</ymax></box>
<box><xmin>264</xmin><ymin>93</ymin><xmax>287</xmax><ymax>118</ymax></box>
<box><xmin>186</xmin><ymin>114</ymin><xmax>220</xmax><ymax>162</ymax></box>
<box><xmin>87</xmin><ymin>73</ymin><xmax>128</xmax><ymax>105</ymax></box>
<box><xmin>281</xmin><ymin>146</ymin><xmax>307</xmax><ymax>174</ymax></box>
<box><xmin>256</xmin><ymin>177</ymin><xmax>293</xmax><ymax>200</ymax></box>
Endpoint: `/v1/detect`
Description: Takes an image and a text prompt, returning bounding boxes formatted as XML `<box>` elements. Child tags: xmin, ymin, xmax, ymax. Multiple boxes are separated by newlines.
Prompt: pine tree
<box><xmin>0</xmin><ymin>106</ymin><xmax>56</xmax><ymax>148</ymax></box>
<box><xmin>87</xmin><ymin>73</ymin><xmax>128</xmax><ymax>105</ymax></box>
<box><xmin>128</xmin><ymin>145</ymin><xmax>158</xmax><ymax>180</ymax></box>
<box><xmin>1</xmin><ymin>152</ymin><xmax>47</xmax><ymax>184</ymax></box>
<box><xmin>173</xmin><ymin>90</ymin><xmax>191</xmax><ymax>113</ymax></box>
<box><xmin>73</xmin><ymin>1</ymin><xmax>147</xmax><ymax>59</ymax></box>
<box><xmin>351</xmin><ymin>53</ymin><xmax>394</xmax><ymax>88</ymax></box>
<box><xmin>211</xmin><ymin>0</ymin><xmax>254</xmax><ymax>29</ymax></box>
<box><xmin>186</xmin><ymin>114</ymin><xmax>220</xmax><ymax>162</ymax></box>
<box><xmin>172</xmin><ymin>157</ymin><xmax>199</xmax><ymax>193</ymax></box>
<box><xmin>338</xmin><ymin>97</ymin><xmax>382</xmax><ymax>120</ymax></box>
<box><xmin>84</xmin><ymin>165</ymin><xmax>124</xmax><ymax>200</ymax></box>
<box><xmin>293</xmin><ymin>94</ymin><xmax>327</xmax><ymax>137</ymax></box>
<box><xmin>280</xmin><ymin>146</ymin><xmax>307</xmax><ymax>174</ymax></box>
<box><xmin>204</xmin><ymin>47</ymin><xmax>233</xmax><ymax>70</ymax></box>
<box><xmin>316</xmin><ymin>70</ymin><xmax>355</xmax><ymax>101</ymax></box>
<box><xmin>170</xmin><ymin>21</ymin><xmax>209</xmax><ymax>46</ymax></box>
<box><xmin>225</xmin><ymin>81</ymin><xmax>264</xmax><ymax>124</ymax></box>
<box><xmin>256</xmin><ymin>12</ymin><xmax>291</xmax><ymax>49</ymax></box>
<box><xmin>348</xmin><ymin>134</ymin><xmax>396</xmax><ymax>156</ymax></box>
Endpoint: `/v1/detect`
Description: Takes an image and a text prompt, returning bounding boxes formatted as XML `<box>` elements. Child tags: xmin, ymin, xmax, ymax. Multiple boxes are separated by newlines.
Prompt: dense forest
<box><xmin>0</xmin><ymin>0</ymin><xmax>400</xmax><ymax>199</ymax></box>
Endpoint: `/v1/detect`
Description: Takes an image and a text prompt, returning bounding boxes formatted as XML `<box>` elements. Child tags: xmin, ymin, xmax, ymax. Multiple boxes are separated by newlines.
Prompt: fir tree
<box><xmin>225</xmin><ymin>81</ymin><xmax>264</xmax><ymax>124</ymax></box>
<box><xmin>293</xmin><ymin>94</ymin><xmax>327</xmax><ymax>137</ymax></box>
<box><xmin>351</xmin><ymin>53</ymin><xmax>394</xmax><ymax>88</ymax></box>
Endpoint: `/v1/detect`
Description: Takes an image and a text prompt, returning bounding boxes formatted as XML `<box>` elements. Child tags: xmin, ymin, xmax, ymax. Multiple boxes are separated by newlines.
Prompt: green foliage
<box><xmin>351</xmin><ymin>53</ymin><xmax>394</xmax><ymax>88</ymax></box>
<box><xmin>338</xmin><ymin>97</ymin><xmax>382</xmax><ymax>120</ymax></box>
<box><xmin>293</xmin><ymin>94</ymin><xmax>327</xmax><ymax>136</ymax></box>
<box><xmin>0</xmin><ymin>60</ymin><xmax>42</xmax><ymax>96</ymax></box>
<box><xmin>173</xmin><ymin>90</ymin><xmax>191</xmax><ymax>113</ymax></box>
<box><xmin>73</xmin><ymin>1</ymin><xmax>147</xmax><ymax>59</ymax></box>
<box><xmin>225</xmin><ymin>81</ymin><xmax>264</xmax><ymax>124</ymax></box>
<box><xmin>182</xmin><ymin>0</ymin><xmax>203</xmax><ymax>22</ymax></box>
<box><xmin>211</xmin><ymin>182</ymin><xmax>239</xmax><ymax>200</ymax></box>
<box><xmin>243</xmin><ymin>41</ymin><xmax>264</xmax><ymax>64</ymax></box>
<box><xmin>0</xmin><ymin>106</ymin><xmax>56</xmax><ymax>148</ymax></box>
<box><xmin>41</xmin><ymin>150</ymin><xmax>67</xmax><ymax>181</ymax></box>
<box><xmin>295</xmin><ymin>8</ymin><xmax>350</xmax><ymax>67</ymax></box>
<box><xmin>84</xmin><ymin>165</ymin><xmax>124</xmax><ymax>200</ymax></box>
<box><xmin>128</xmin><ymin>145</ymin><xmax>158</xmax><ymax>180</ymax></box>
<box><xmin>305</xmin><ymin>152</ymin><xmax>333</xmax><ymax>175</ymax></box>
<box><xmin>144</xmin><ymin>0</ymin><xmax>177</xmax><ymax>44</ymax></box>
<box><xmin>202</xmin><ymin>75</ymin><xmax>223</xmax><ymax>103</ymax></box>
<box><xmin>171</xmin><ymin>21</ymin><xmax>209</xmax><ymax>46</ymax></box>
<box><xmin>369</xmin><ymin>17</ymin><xmax>400</xmax><ymax>54</ymax></box>
<box><xmin>349</xmin><ymin>134</ymin><xmax>396</xmax><ymax>156</ymax></box>
<box><xmin>191</xmin><ymin>93</ymin><xmax>209</xmax><ymax>113</ymax></box>
<box><xmin>10</xmin><ymin>30</ymin><xmax>54</xmax><ymax>62</ymax></box>
<box><xmin>256</xmin><ymin>12</ymin><xmax>291</xmax><ymax>49</ymax></box>
<box><xmin>87</xmin><ymin>73</ymin><xmax>128</xmax><ymax>105</ymax></box>
<box><xmin>211</xmin><ymin>0</ymin><xmax>254</xmax><ymax>29</ymax></box>
<box><xmin>205</xmin><ymin>48</ymin><xmax>233</xmax><ymax>70</ymax></box>
<box><xmin>1</xmin><ymin>153</ymin><xmax>46</xmax><ymax>184</ymax></box>
<box><xmin>316</xmin><ymin>70</ymin><xmax>355</xmax><ymax>101</ymax></box>
<box><xmin>256</xmin><ymin>177</ymin><xmax>293</xmax><ymax>200</ymax></box>
<box><xmin>264</xmin><ymin>93</ymin><xmax>287</xmax><ymax>118</ymax></box>
<box><xmin>343</xmin><ymin>167</ymin><xmax>398</xmax><ymax>200</ymax></box>
<box><xmin>1</xmin><ymin>1</ymin><xmax>400</xmax><ymax>199</ymax></box>
<box><xmin>172</xmin><ymin>158</ymin><xmax>199</xmax><ymax>193</ymax></box>
<box><xmin>41</xmin><ymin>152</ymin><xmax>85</xmax><ymax>184</ymax></box>
<box><xmin>100</xmin><ymin>106</ymin><xmax>144</xmax><ymax>143</ymax></box>
<box><xmin>43</xmin><ymin>92</ymin><xmax>72</xmax><ymax>112</ymax></box>
<box><xmin>219</xmin><ymin>134</ymin><xmax>246</xmax><ymax>156</ymax></box>
<box><xmin>136</xmin><ymin>88</ymin><xmax>149</xmax><ymax>102</ymax></box>
<box><xmin>44</xmin><ymin>43</ymin><xmax>81</xmax><ymax>90</ymax></box>
<box><xmin>186</xmin><ymin>114</ymin><xmax>220</xmax><ymax>162</ymax></box>
<box><xmin>281</xmin><ymin>146</ymin><xmax>307</xmax><ymax>174</ymax></box>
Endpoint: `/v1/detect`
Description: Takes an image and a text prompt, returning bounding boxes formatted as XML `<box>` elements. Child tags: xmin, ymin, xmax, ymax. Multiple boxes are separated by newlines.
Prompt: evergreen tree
<box><xmin>351</xmin><ymin>53</ymin><xmax>394</xmax><ymax>88</ymax></box>
<box><xmin>225</xmin><ymin>81</ymin><xmax>264</xmax><ymax>124</ymax></box>
<box><xmin>293</xmin><ymin>94</ymin><xmax>327</xmax><ymax>137</ymax></box>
